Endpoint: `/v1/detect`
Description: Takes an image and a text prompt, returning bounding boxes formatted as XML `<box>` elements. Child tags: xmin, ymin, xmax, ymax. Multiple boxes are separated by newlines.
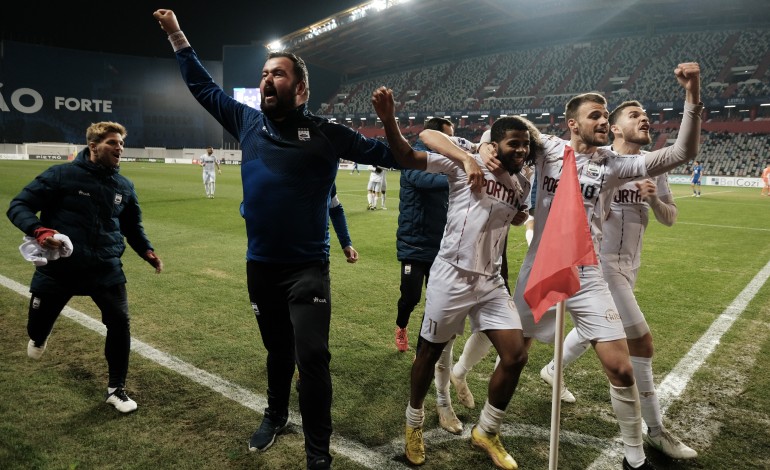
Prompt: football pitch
<box><xmin>1</xmin><ymin>160</ymin><xmax>769</xmax><ymax>469</ymax></box>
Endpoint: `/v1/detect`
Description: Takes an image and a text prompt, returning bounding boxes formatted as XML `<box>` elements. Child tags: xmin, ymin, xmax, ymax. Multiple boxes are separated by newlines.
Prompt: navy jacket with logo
<box><xmin>175</xmin><ymin>46</ymin><xmax>396</xmax><ymax>263</ymax></box>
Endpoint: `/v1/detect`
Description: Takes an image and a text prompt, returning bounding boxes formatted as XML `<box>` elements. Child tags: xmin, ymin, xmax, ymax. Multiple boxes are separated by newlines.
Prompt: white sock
<box><xmin>630</xmin><ymin>356</ymin><xmax>662</xmax><ymax>434</ymax></box>
<box><xmin>435</xmin><ymin>339</ymin><xmax>454</xmax><ymax>407</ymax></box>
<box><xmin>367</xmin><ymin>193</ymin><xmax>373</xmax><ymax>206</ymax></box>
<box><xmin>525</xmin><ymin>229</ymin><xmax>533</xmax><ymax>246</ymax></box>
<box><xmin>609</xmin><ymin>383</ymin><xmax>645</xmax><ymax>467</ymax></box>
<box><xmin>381</xmin><ymin>194</ymin><xmax>386</xmax><ymax>207</ymax></box>
<box><xmin>211</xmin><ymin>182</ymin><xmax>215</xmax><ymax>195</ymax></box>
<box><xmin>406</xmin><ymin>404</ymin><xmax>425</xmax><ymax>428</ymax></box>
<box><xmin>545</xmin><ymin>328</ymin><xmax>589</xmax><ymax>374</ymax></box>
<box><xmin>478</xmin><ymin>400</ymin><xmax>505</xmax><ymax>435</ymax></box>
<box><xmin>452</xmin><ymin>332</ymin><xmax>492</xmax><ymax>379</ymax></box>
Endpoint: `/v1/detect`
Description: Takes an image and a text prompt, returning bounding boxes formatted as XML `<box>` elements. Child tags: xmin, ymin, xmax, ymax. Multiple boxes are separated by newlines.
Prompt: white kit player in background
<box><xmin>366</xmin><ymin>166</ymin><xmax>386</xmax><ymax>210</ymax></box>
<box><xmin>199</xmin><ymin>146</ymin><xmax>221</xmax><ymax>198</ymax></box>
<box><xmin>539</xmin><ymin>100</ymin><xmax>697</xmax><ymax>460</ymax></box>
<box><xmin>373</xmin><ymin>84</ymin><xmax>538</xmax><ymax>470</ymax></box>
<box><xmin>470</xmin><ymin>62</ymin><xmax>702</xmax><ymax>470</ymax></box>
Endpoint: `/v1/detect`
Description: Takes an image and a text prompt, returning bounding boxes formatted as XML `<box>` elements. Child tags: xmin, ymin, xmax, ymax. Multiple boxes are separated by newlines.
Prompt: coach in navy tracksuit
<box><xmin>155</xmin><ymin>10</ymin><xmax>397</xmax><ymax>469</ymax></box>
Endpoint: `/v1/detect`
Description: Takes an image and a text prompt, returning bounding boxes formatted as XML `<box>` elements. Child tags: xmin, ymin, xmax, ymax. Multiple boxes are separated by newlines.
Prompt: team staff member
<box><xmin>154</xmin><ymin>10</ymin><xmax>398</xmax><ymax>470</ymax></box>
<box><xmin>395</xmin><ymin>117</ymin><xmax>453</xmax><ymax>352</ymax></box>
<box><xmin>7</xmin><ymin>121</ymin><xmax>163</xmax><ymax>414</ymax></box>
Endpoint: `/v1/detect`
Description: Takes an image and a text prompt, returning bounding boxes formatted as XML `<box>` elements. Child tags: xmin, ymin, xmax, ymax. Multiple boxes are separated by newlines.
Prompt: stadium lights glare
<box><xmin>520</xmin><ymin>114</ymin><xmax>527</xmax><ymax>117</ymax></box>
<box><xmin>500</xmin><ymin>114</ymin><xmax>508</xmax><ymax>117</ymax></box>
<box><xmin>481</xmin><ymin>114</ymin><xmax>488</xmax><ymax>118</ymax></box>
<box><xmin>761</xmin><ymin>103</ymin><xmax>770</xmax><ymax>106</ymax></box>
<box><xmin>725</xmin><ymin>105</ymin><xmax>736</xmax><ymax>108</ymax></box>
<box><xmin>461</xmin><ymin>115</ymin><xmax>468</xmax><ymax>119</ymax></box>
<box><xmin>443</xmin><ymin>116</ymin><xmax>450</xmax><ymax>119</ymax></box>
<box><xmin>663</xmin><ymin>107</ymin><xmax>673</xmax><ymax>111</ymax></box>
<box><xmin>710</xmin><ymin>110</ymin><xmax>720</xmax><ymax>113</ymax></box>
<box><xmin>542</xmin><ymin>112</ymin><xmax>550</xmax><ymax>116</ymax></box>
<box><xmin>267</xmin><ymin>40</ymin><xmax>283</xmax><ymax>51</ymax></box>
<box><xmin>360</xmin><ymin>117</ymin><xmax>367</xmax><ymax>120</ymax></box>
<box><xmin>426</xmin><ymin>115</ymin><xmax>434</xmax><ymax>119</ymax></box>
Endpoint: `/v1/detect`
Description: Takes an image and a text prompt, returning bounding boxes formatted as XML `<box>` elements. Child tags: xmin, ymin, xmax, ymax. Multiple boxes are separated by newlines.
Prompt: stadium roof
<box><xmin>276</xmin><ymin>0</ymin><xmax>770</xmax><ymax>80</ymax></box>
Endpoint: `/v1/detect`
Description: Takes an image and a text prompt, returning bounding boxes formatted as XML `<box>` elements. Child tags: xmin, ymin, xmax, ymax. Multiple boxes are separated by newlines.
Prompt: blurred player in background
<box><xmin>690</xmin><ymin>159</ymin><xmax>702</xmax><ymax>197</ymax></box>
<box><xmin>367</xmin><ymin>166</ymin><xmax>385</xmax><ymax>210</ymax></box>
<box><xmin>761</xmin><ymin>162</ymin><xmax>770</xmax><ymax>196</ymax></box>
<box><xmin>200</xmin><ymin>146</ymin><xmax>221</xmax><ymax>198</ymax></box>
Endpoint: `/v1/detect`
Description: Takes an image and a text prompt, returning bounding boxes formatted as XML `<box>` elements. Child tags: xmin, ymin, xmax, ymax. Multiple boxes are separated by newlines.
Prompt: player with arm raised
<box><xmin>374</xmin><ymin>85</ymin><xmax>536</xmax><ymax>469</ymax></box>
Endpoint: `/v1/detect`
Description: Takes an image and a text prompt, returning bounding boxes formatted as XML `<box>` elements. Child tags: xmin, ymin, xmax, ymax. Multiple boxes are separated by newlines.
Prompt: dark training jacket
<box><xmin>7</xmin><ymin>149</ymin><xmax>153</xmax><ymax>294</ymax></box>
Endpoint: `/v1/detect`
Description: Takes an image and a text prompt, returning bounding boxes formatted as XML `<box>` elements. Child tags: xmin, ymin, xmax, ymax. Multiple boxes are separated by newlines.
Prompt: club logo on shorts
<box><xmin>32</xmin><ymin>296</ymin><xmax>41</xmax><ymax>309</ymax></box>
<box><xmin>404</xmin><ymin>264</ymin><xmax>412</xmax><ymax>275</ymax></box>
<box><xmin>605</xmin><ymin>308</ymin><xmax>621</xmax><ymax>322</ymax></box>
<box><xmin>298</xmin><ymin>128</ymin><xmax>310</xmax><ymax>141</ymax></box>
<box><xmin>313</xmin><ymin>297</ymin><xmax>328</xmax><ymax>303</ymax></box>
<box><xmin>251</xmin><ymin>302</ymin><xmax>260</xmax><ymax>316</ymax></box>
<box><xmin>114</xmin><ymin>193</ymin><xmax>123</xmax><ymax>205</ymax></box>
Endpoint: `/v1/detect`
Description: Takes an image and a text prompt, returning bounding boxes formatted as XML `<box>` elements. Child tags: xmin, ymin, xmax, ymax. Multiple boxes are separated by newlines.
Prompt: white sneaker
<box><xmin>449</xmin><ymin>371</ymin><xmax>475</xmax><ymax>409</ymax></box>
<box><xmin>539</xmin><ymin>365</ymin><xmax>576</xmax><ymax>403</ymax></box>
<box><xmin>105</xmin><ymin>388</ymin><xmax>138</xmax><ymax>413</ymax></box>
<box><xmin>436</xmin><ymin>403</ymin><xmax>463</xmax><ymax>434</ymax></box>
<box><xmin>27</xmin><ymin>339</ymin><xmax>47</xmax><ymax>360</ymax></box>
<box><xmin>644</xmin><ymin>428</ymin><xmax>697</xmax><ymax>459</ymax></box>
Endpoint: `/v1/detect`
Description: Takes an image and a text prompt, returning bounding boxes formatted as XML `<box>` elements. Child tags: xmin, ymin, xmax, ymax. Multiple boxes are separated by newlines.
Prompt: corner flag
<box><xmin>523</xmin><ymin>146</ymin><xmax>597</xmax><ymax>322</ymax></box>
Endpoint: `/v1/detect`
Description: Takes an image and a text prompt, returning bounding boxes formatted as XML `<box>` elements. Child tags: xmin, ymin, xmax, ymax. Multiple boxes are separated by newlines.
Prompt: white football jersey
<box><xmin>427</xmin><ymin>137</ymin><xmax>530</xmax><ymax>276</ymax></box>
<box><xmin>599</xmin><ymin>172</ymin><xmax>672</xmax><ymax>272</ymax></box>
<box><xmin>525</xmin><ymin>134</ymin><xmax>648</xmax><ymax>268</ymax></box>
<box><xmin>200</xmin><ymin>154</ymin><xmax>217</xmax><ymax>171</ymax></box>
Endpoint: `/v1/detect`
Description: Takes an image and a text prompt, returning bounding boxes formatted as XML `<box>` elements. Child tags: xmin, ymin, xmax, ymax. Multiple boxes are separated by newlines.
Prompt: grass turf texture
<box><xmin>1</xmin><ymin>160</ymin><xmax>769</xmax><ymax>469</ymax></box>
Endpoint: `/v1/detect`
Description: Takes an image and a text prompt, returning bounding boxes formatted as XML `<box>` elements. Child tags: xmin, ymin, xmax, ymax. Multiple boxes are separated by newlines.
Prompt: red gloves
<box><xmin>33</xmin><ymin>227</ymin><xmax>60</xmax><ymax>246</ymax></box>
<box><xmin>144</xmin><ymin>250</ymin><xmax>163</xmax><ymax>273</ymax></box>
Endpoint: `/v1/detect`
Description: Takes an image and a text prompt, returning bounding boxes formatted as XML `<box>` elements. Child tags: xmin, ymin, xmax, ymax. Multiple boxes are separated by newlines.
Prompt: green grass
<box><xmin>1</xmin><ymin>161</ymin><xmax>769</xmax><ymax>469</ymax></box>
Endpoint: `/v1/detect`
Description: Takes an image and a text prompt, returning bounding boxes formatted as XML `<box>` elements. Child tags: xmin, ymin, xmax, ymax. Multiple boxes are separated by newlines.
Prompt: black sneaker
<box><xmin>248</xmin><ymin>410</ymin><xmax>288</xmax><ymax>452</ymax></box>
<box><xmin>308</xmin><ymin>456</ymin><xmax>332</xmax><ymax>469</ymax></box>
<box><xmin>622</xmin><ymin>458</ymin><xmax>656</xmax><ymax>469</ymax></box>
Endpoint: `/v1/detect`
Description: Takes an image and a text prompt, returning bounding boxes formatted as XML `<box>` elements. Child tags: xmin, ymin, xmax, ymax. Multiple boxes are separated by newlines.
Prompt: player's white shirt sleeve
<box><xmin>526</xmin><ymin>135</ymin><xmax>648</xmax><ymax>267</ymax></box>
<box><xmin>425</xmin><ymin>137</ymin><xmax>530</xmax><ymax>276</ymax></box>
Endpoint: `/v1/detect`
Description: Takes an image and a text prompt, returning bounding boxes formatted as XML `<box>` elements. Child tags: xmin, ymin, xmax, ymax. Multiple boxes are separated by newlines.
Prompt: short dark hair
<box><xmin>565</xmin><ymin>92</ymin><xmax>606</xmax><ymax>121</ymax></box>
<box><xmin>490</xmin><ymin>116</ymin><xmax>542</xmax><ymax>166</ymax></box>
<box><xmin>424</xmin><ymin>117</ymin><xmax>453</xmax><ymax>132</ymax></box>
<box><xmin>608</xmin><ymin>100</ymin><xmax>644</xmax><ymax>126</ymax></box>
<box><xmin>267</xmin><ymin>51</ymin><xmax>309</xmax><ymax>95</ymax></box>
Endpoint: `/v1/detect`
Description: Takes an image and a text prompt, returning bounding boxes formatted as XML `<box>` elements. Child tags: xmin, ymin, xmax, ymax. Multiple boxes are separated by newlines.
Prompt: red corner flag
<box><xmin>524</xmin><ymin>146</ymin><xmax>597</xmax><ymax>322</ymax></box>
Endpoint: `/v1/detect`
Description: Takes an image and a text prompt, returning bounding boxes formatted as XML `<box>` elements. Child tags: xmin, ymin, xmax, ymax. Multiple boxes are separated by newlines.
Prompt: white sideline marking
<box><xmin>587</xmin><ymin>258</ymin><xmax>770</xmax><ymax>470</ymax></box>
<box><xmin>0</xmin><ymin>275</ymin><xmax>393</xmax><ymax>469</ymax></box>
<box><xmin>676</xmin><ymin>222</ymin><xmax>770</xmax><ymax>232</ymax></box>
<box><xmin>4</xmin><ymin>257</ymin><xmax>769</xmax><ymax>469</ymax></box>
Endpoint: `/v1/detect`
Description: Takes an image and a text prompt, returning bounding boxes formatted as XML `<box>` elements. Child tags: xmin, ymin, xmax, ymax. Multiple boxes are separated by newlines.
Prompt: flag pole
<box><xmin>548</xmin><ymin>300</ymin><xmax>567</xmax><ymax>470</ymax></box>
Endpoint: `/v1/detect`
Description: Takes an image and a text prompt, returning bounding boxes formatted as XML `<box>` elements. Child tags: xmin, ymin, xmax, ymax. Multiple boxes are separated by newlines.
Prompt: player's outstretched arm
<box><xmin>644</xmin><ymin>62</ymin><xmax>702</xmax><ymax>177</ymax></box>
<box><xmin>419</xmin><ymin>130</ymin><xmax>485</xmax><ymax>189</ymax></box>
<box><xmin>371</xmin><ymin>87</ymin><xmax>427</xmax><ymax>170</ymax></box>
